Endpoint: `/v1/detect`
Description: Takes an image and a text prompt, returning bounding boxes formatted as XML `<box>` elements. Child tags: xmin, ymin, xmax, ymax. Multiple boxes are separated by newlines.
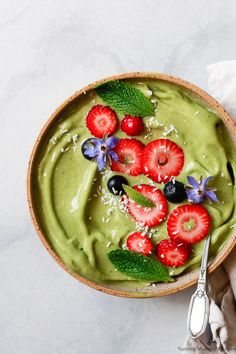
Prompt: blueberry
<box><xmin>81</xmin><ymin>138</ymin><xmax>96</xmax><ymax>160</ymax></box>
<box><xmin>107</xmin><ymin>175</ymin><xmax>128</xmax><ymax>195</ymax></box>
<box><xmin>164</xmin><ymin>180</ymin><xmax>187</xmax><ymax>203</ymax></box>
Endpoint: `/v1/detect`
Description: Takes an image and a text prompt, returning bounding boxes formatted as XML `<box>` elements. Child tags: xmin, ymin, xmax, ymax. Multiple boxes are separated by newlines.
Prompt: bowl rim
<box><xmin>27</xmin><ymin>71</ymin><xmax>236</xmax><ymax>298</ymax></box>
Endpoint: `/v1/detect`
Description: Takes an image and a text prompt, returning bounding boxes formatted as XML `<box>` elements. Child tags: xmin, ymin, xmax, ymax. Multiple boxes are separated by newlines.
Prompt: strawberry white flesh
<box><xmin>167</xmin><ymin>204</ymin><xmax>211</xmax><ymax>244</ymax></box>
<box><xmin>141</xmin><ymin>139</ymin><xmax>184</xmax><ymax>183</ymax></box>
<box><xmin>126</xmin><ymin>184</ymin><xmax>168</xmax><ymax>227</ymax></box>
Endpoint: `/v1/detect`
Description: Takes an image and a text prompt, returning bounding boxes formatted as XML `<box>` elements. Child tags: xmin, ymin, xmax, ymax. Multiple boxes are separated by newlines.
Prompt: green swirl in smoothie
<box><xmin>35</xmin><ymin>79</ymin><xmax>236</xmax><ymax>286</ymax></box>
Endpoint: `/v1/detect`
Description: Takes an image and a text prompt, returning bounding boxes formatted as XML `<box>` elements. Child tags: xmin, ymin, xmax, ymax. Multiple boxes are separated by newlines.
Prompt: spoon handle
<box><xmin>187</xmin><ymin>235</ymin><xmax>211</xmax><ymax>339</ymax></box>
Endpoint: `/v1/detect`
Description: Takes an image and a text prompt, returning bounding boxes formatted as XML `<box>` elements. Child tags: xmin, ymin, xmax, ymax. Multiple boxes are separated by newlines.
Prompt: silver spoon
<box><xmin>187</xmin><ymin>235</ymin><xmax>211</xmax><ymax>338</ymax></box>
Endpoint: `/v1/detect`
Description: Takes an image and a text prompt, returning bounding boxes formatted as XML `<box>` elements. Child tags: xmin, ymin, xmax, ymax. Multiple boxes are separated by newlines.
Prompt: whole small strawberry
<box><xmin>121</xmin><ymin>115</ymin><xmax>144</xmax><ymax>136</ymax></box>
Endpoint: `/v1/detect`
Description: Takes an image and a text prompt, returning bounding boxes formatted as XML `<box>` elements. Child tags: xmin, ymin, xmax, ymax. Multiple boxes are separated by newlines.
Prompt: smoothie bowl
<box><xmin>27</xmin><ymin>73</ymin><xmax>236</xmax><ymax>297</ymax></box>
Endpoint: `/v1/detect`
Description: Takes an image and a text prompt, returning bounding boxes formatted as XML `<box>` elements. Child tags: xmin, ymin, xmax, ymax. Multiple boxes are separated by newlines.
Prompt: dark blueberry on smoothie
<box><xmin>81</xmin><ymin>138</ymin><xmax>97</xmax><ymax>160</ymax></box>
<box><xmin>164</xmin><ymin>180</ymin><xmax>187</xmax><ymax>203</ymax></box>
<box><xmin>107</xmin><ymin>175</ymin><xmax>128</xmax><ymax>195</ymax></box>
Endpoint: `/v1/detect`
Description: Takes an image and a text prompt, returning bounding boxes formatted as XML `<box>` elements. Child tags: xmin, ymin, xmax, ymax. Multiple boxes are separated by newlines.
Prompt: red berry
<box><xmin>86</xmin><ymin>104</ymin><xmax>118</xmax><ymax>138</ymax></box>
<box><xmin>121</xmin><ymin>115</ymin><xmax>144</xmax><ymax>136</ymax></box>
<box><xmin>126</xmin><ymin>184</ymin><xmax>168</xmax><ymax>227</ymax></box>
<box><xmin>141</xmin><ymin>139</ymin><xmax>184</xmax><ymax>183</ymax></box>
<box><xmin>126</xmin><ymin>232</ymin><xmax>153</xmax><ymax>256</ymax></box>
<box><xmin>110</xmin><ymin>138</ymin><xmax>144</xmax><ymax>176</ymax></box>
<box><xmin>156</xmin><ymin>239</ymin><xmax>191</xmax><ymax>267</ymax></box>
<box><xmin>167</xmin><ymin>204</ymin><xmax>211</xmax><ymax>244</ymax></box>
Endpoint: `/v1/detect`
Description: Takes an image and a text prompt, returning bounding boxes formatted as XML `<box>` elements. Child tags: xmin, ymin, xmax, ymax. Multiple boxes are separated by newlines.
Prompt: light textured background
<box><xmin>1</xmin><ymin>1</ymin><xmax>236</xmax><ymax>353</ymax></box>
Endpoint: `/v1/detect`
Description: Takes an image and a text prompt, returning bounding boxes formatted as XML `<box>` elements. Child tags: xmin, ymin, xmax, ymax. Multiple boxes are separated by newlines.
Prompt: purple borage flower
<box><xmin>186</xmin><ymin>176</ymin><xmax>219</xmax><ymax>204</ymax></box>
<box><xmin>83</xmin><ymin>136</ymin><xmax>119</xmax><ymax>171</ymax></box>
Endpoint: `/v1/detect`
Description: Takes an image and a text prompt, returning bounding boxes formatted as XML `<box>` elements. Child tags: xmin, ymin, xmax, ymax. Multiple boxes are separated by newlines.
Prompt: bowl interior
<box><xmin>27</xmin><ymin>72</ymin><xmax>236</xmax><ymax>298</ymax></box>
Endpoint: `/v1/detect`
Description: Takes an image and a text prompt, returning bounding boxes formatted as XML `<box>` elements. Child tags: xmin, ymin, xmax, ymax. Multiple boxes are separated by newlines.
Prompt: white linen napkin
<box><xmin>183</xmin><ymin>61</ymin><xmax>236</xmax><ymax>354</ymax></box>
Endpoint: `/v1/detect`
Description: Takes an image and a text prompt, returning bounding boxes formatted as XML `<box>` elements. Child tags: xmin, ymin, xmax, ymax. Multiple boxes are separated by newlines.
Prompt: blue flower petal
<box><xmin>85</xmin><ymin>135</ymin><xmax>119</xmax><ymax>171</ymax></box>
<box><xmin>205</xmin><ymin>190</ymin><xmax>219</xmax><ymax>203</ymax></box>
<box><xmin>201</xmin><ymin>176</ymin><xmax>213</xmax><ymax>190</ymax></box>
<box><xmin>96</xmin><ymin>153</ymin><xmax>106</xmax><ymax>171</ymax></box>
<box><xmin>92</xmin><ymin>138</ymin><xmax>103</xmax><ymax>148</ymax></box>
<box><xmin>186</xmin><ymin>175</ymin><xmax>218</xmax><ymax>204</ymax></box>
<box><xmin>186</xmin><ymin>189</ymin><xmax>204</xmax><ymax>203</ymax></box>
<box><xmin>108</xmin><ymin>150</ymin><xmax>118</xmax><ymax>161</ymax></box>
<box><xmin>84</xmin><ymin>146</ymin><xmax>100</xmax><ymax>158</ymax></box>
<box><xmin>106</xmin><ymin>136</ymin><xmax>119</xmax><ymax>149</ymax></box>
<box><xmin>187</xmin><ymin>176</ymin><xmax>199</xmax><ymax>189</ymax></box>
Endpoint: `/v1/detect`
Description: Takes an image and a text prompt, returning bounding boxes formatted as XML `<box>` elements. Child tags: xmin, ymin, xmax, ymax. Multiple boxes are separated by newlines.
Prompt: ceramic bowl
<box><xmin>27</xmin><ymin>72</ymin><xmax>236</xmax><ymax>298</ymax></box>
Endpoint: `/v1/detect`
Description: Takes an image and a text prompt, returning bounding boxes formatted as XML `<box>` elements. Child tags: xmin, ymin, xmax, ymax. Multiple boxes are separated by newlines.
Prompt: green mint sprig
<box><xmin>108</xmin><ymin>249</ymin><xmax>173</xmax><ymax>282</ymax></box>
<box><xmin>95</xmin><ymin>80</ymin><xmax>155</xmax><ymax>117</ymax></box>
<box><xmin>123</xmin><ymin>184</ymin><xmax>155</xmax><ymax>208</ymax></box>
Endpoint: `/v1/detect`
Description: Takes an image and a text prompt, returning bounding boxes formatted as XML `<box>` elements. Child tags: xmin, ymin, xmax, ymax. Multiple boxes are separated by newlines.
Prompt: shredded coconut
<box><xmin>162</xmin><ymin>124</ymin><xmax>179</xmax><ymax>137</ymax></box>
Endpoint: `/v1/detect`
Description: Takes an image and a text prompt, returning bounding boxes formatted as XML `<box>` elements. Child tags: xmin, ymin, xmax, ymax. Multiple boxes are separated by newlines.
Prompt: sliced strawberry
<box><xmin>110</xmin><ymin>138</ymin><xmax>144</xmax><ymax>176</ymax></box>
<box><xmin>86</xmin><ymin>104</ymin><xmax>118</xmax><ymax>138</ymax></box>
<box><xmin>167</xmin><ymin>204</ymin><xmax>211</xmax><ymax>244</ymax></box>
<box><xmin>126</xmin><ymin>232</ymin><xmax>153</xmax><ymax>256</ymax></box>
<box><xmin>126</xmin><ymin>184</ymin><xmax>168</xmax><ymax>227</ymax></box>
<box><xmin>141</xmin><ymin>139</ymin><xmax>184</xmax><ymax>183</ymax></box>
<box><xmin>156</xmin><ymin>239</ymin><xmax>191</xmax><ymax>267</ymax></box>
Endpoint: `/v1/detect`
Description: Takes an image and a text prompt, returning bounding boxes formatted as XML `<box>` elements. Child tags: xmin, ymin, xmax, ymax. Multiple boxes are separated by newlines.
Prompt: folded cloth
<box><xmin>183</xmin><ymin>61</ymin><xmax>236</xmax><ymax>354</ymax></box>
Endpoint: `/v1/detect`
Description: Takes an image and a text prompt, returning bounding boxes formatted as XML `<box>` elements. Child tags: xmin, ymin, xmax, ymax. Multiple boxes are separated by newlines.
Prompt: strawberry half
<box><xmin>126</xmin><ymin>184</ymin><xmax>168</xmax><ymax>227</ymax></box>
<box><xmin>86</xmin><ymin>104</ymin><xmax>118</xmax><ymax>138</ymax></box>
<box><xmin>110</xmin><ymin>138</ymin><xmax>144</xmax><ymax>176</ymax></box>
<box><xmin>156</xmin><ymin>239</ymin><xmax>191</xmax><ymax>267</ymax></box>
<box><xmin>126</xmin><ymin>232</ymin><xmax>153</xmax><ymax>256</ymax></box>
<box><xmin>141</xmin><ymin>139</ymin><xmax>184</xmax><ymax>183</ymax></box>
<box><xmin>167</xmin><ymin>204</ymin><xmax>211</xmax><ymax>244</ymax></box>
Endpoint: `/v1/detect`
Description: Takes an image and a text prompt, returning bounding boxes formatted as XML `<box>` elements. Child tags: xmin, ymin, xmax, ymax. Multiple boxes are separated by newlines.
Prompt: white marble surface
<box><xmin>1</xmin><ymin>1</ymin><xmax>236</xmax><ymax>353</ymax></box>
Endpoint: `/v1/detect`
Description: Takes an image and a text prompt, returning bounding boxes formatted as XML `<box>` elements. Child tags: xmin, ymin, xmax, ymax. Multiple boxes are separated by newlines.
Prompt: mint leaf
<box><xmin>123</xmin><ymin>184</ymin><xmax>155</xmax><ymax>208</ymax></box>
<box><xmin>95</xmin><ymin>80</ymin><xmax>155</xmax><ymax>117</ymax></box>
<box><xmin>108</xmin><ymin>249</ymin><xmax>173</xmax><ymax>282</ymax></box>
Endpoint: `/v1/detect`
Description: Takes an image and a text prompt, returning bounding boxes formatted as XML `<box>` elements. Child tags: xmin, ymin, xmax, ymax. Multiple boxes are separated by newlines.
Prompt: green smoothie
<box><xmin>34</xmin><ymin>79</ymin><xmax>236</xmax><ymax>286</ymax></box>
